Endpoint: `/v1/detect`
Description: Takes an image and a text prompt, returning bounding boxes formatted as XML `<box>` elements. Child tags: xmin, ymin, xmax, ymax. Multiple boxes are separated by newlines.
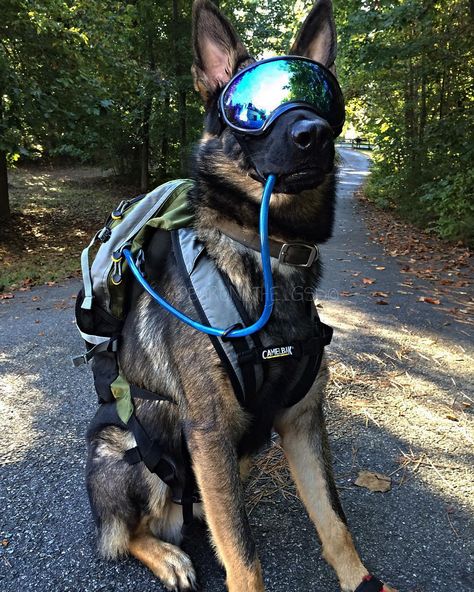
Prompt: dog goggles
<box><xmin>219</xmin><ymin>56</ymin><xmax>345</xmax><ymax>137</ymax></box>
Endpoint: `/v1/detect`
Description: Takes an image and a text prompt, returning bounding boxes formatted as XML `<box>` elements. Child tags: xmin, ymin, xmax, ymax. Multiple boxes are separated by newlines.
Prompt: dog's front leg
<box><xmin>187</xmin><ymin>424</ymin><xmax>265</xmax><ymax>592</ymax></box>
<box><xmin>274</xmin><ymin>369</ymin><xmax>370</xmax><ymax>592</ymax></box>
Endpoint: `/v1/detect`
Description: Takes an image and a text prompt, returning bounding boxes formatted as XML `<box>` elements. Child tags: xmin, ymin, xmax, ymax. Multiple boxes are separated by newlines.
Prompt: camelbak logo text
<box><xmin>262</xmin><ymin>346</ymin><xmax>294</xmax><ymax>360</ymax></box>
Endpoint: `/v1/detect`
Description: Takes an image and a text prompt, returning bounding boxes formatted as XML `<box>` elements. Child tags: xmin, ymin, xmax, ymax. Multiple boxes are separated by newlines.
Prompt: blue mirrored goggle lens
<box><xmin>221</xmin><ymin>58</ymin><xmax>344</xmax><ymax>134</ymax></box>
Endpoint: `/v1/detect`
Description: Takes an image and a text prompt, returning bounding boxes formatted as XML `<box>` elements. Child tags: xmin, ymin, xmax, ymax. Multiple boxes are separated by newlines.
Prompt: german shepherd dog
<box><xmin>86</xmin><ymin>1</ymin><xmax>395</xmax><ymax>591</ymax></box>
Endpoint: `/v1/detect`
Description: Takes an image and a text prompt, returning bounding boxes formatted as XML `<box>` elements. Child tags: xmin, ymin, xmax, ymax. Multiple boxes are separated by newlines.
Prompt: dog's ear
<box><xmin>289</xmin><ymin>0</ymin><xmax>337</xmax><ymax>71</ymax></box>
<box><xmin>192</xmin><ymin>0</ymin><xmax>249</xmax><ymax>103</ymax></box>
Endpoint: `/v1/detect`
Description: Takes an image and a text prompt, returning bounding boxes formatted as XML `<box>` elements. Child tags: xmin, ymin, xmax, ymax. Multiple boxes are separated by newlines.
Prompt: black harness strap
<box><xmin>222</xmin><ymin>325</ymin><xmax>256</xmax><ymax>402</ymax></box>
<box><xmin>124</xmin><ymin>412</ymin><xmax>201</xmax><ymax>533</ymax></box>
<box><xmin>129</xmin><ymin>384</ymin><xmax>174</xmax><ymax>402</ymax></box>
<box><xmin>220</xmin><ymin>273</ymin><xmax>266</xmax><ymax>400</ymax></box>
<box><xmin>171</xmin><ymin>230</ymin><xmax>246</xmax><ymax>403</ymax></box>
<box><xmin>179</xmin><ymin>431</ymin><xmax>200</xmax><ymax>536</ymax></box>
<box><xmin>124</xmin><ymin>414</ymin><xmax>176</xmax><ymax>482</ymax></box>
<box><xmin>285</xmin><ymin>317</ymin><xmax>332</xmax><ymax>408</ymax></box>
<box><xmin>236</xmin><ymin>333</ymin><xmax>331</xmax><ymax>365</ymax></box>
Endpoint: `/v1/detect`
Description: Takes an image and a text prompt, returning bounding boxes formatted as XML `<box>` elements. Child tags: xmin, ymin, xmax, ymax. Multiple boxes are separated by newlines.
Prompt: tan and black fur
<box><xmin>86</xmin><ymin>1</ymin><xmax>396</xmax><ymax>591</ymax></box>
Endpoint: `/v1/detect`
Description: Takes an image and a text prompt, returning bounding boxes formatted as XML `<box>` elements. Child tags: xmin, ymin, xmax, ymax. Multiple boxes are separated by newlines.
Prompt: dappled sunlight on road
<box><xmin>0</xmin><ymin>366</ymin><xmax>44</xmax><ymax>465</ymax></box>
<box><xmin>322</xmin><ymin>297</ymin><xmax>474</xmax><ymax>513</ymax></box>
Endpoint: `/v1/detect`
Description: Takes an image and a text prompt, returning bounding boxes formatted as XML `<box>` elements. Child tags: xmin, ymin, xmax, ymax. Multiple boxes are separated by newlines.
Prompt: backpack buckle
<box><xmin>98</xmin><ymin>226</ymin><xmax>112</xmax><ymax>243</ymax></box>
<box><xmin>72</xmin><ymin>353</ymin><xmax>89</xmax><ymax>367</ymax></box>
<box><xmin>111</xmin><ymin>250</ymin><xmax>124</xmax><ymax>285</ymax></box>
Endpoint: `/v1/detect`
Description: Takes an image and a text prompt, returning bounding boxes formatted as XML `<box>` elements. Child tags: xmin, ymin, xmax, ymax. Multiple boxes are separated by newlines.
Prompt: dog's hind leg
<box><xmin>129</xmin><ymin>516</ymin><xmax>198</xmax><ymax>591</ymax></box>
<box><xmin>86</xmin><ymin>426</ymin><xmax>198</xmax><ymax>591</ymax></box>
<box><xmin>274</xmin><ymin>367</ymin><xmax>374</xmax><ymax>592</ymax></box>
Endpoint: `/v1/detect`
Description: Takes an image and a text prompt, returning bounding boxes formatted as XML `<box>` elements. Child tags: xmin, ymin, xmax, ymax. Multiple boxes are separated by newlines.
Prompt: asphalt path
<box><xmin>1</xmin><ymin>148</ymin><xmax>473</xmax><ymax>591</ymax></box>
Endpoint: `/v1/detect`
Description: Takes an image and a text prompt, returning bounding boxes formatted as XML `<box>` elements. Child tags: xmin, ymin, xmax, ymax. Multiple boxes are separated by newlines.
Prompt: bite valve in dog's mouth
<box><xmin>251</xmin><ymin>168</ymin><xmax>328</xmax><ymax>194</ymax></box>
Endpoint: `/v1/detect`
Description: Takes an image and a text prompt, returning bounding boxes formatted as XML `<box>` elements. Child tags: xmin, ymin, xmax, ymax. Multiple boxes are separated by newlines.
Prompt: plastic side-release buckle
<box><xmin>71</xmin><ymin>338</ymin><xmax>118</xmax><ymax>367</ymax></box>
<box><xmin>98</xmin><ymin>226</ymin><xmax>112</xmax><ymax>243</ymax></box>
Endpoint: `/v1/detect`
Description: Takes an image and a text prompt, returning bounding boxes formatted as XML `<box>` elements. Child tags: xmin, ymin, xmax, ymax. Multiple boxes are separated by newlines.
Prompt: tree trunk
<box><xmin>178</xmin><ymin>89</ymin><xmax>187</xmax><ymax>173</ymax></box>
<box><xmin>159</xmin><ymin>93</ymin><xmax>170</xmax><ymax>181</ymax></box>
<box><xmin>140</xmin><ymin>103</ymin><xmax>151</xmax><ymax>192</ymax></box>
<box><xmin>140</xmin><ymin>6</ymin><xmax>157</xmax><ymax>193</ymax></box>
<box><xmin>0</xmin><ymin>94</ymin><xmax>10</xmax><ymax>222</ymax></box>
<box><xmin>172</xmin><ymin>0</ymin><xmax>188</xmax><ymax>174</ymax></box>
<box><xmin>0</xmin><ymin>150</ymin><xmax>10</xmax><ymax>223</ymax></box>
<box><xmin>419</xmin><ymin>57</ymin><xmax>427</xmax><ymax>143</ymax></box>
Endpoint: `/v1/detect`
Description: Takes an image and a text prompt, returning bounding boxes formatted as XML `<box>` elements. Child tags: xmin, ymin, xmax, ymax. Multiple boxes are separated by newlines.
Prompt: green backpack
<box><xmin>74</xmin><ymin>179</ymin><xmax>194</xmax><ymax>422</ymax></box>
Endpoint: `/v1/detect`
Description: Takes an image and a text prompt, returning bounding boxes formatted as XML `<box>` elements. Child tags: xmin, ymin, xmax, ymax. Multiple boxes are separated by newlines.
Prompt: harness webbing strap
<box><xmin>124</xmin><ymin>413</ymin><xmax>200</xmax><ymax>534</ymax></box>
<box><xmin>236</xmin><ymin>332</ymin><xmax>331</xmax><ymax>365</ymax></box>
<box><xmin>282</xmin><ymin>316</ymin><xmax>332</xmax><ymax>408</ymax></box>
<box><xmin>81</xmin><ymin>232</ymin><xmax>100</xmax><ymax>310</ymax></box>
<box><xmin>72</xmin><ymin>338</ymin><xmax>116</xmax><ymax>367</ymax></box>
<box><xmin>172</xmin><ymin>229</ymin><xmax>247</xmax><ymax>403</ymax></box>
<box><xmin>285</xmin><ymin>351</ymin><xmax>322</xmax><ymax>408</ymax></box>
<box><xmin>224</xmin><ymin>328</ymin><xmax>256</xmax><ymax>402</ymax></box>
<box><xmin>219</xmin><ymin>273</ymin><xmax>266</xmax><ymax>393</ymax></box>
<box><xmin>124</xmin><ymin>414</ymin><xmax>177</xmax><ymax>483</ymax></box>
<box><xmin>129</xmin><ymin>385</ymin><xmax>174</xmax><ymax>403</ymax></box>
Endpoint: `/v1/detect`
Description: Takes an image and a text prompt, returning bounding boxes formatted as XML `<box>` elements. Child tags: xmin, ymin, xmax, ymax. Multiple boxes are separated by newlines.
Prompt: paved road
<box><xmin>1</xmin><ymin>149</ymin><xmax>472</xmax><ymax>591</ymax></box>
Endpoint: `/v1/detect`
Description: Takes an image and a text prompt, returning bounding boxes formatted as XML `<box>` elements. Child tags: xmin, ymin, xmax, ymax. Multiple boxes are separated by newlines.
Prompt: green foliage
<box><xmin>336</xmin><ymin>0</ymin><xmax>474</xmax><ymax>245</ymax></box>
<box><xmin>1</xmin><ymin>0</ymin><xmax>472</xmax><ymax>245</ymax></box>
<box><xmin>420</xmin><ymin>169</ymin><xmax>474</xmax><ymax>244</ymax></box>
<box><xmin>1</xmin><ymin>0</ymin><xmax>316</xmax><ymax>185</ymax></box>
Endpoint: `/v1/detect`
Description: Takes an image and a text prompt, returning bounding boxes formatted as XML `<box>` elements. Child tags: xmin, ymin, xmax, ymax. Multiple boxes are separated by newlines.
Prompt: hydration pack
<box><xmin>74</xmin><ymin>178</ymin><xmax>332</xmax><ymax>526</ymax></box>
<box><xmin>74</xmin><ymin>179</ymin><xmax>194</xmax><ymax>423</ymax></box>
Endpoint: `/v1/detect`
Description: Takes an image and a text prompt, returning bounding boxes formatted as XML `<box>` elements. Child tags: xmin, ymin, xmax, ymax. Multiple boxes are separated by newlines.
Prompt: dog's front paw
<box><xmin>151</xmin><ymin>543</ymin><xmax>198</xmax><ymax>591</ymax></box>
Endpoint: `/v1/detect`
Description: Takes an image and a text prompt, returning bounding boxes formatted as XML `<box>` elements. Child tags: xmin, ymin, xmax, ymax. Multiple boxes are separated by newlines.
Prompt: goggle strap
<box><xmin>233</xmin><ymin>133</ymin><xmax>267</xmax><ymax>183</ymax></box>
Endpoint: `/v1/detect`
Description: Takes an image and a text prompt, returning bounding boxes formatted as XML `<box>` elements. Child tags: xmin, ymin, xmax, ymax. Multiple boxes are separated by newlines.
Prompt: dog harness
<box><xmin>75</xmin><ymin>181</ymin><xmax>332</xmax><ymax>529</ymax></box>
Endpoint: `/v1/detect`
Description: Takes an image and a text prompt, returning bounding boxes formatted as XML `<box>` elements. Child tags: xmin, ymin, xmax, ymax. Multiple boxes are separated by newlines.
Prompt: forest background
<box><xmin>1</xmin><ymin>0</ymin><xmax>473</xmax><ymax>290</ymax></box>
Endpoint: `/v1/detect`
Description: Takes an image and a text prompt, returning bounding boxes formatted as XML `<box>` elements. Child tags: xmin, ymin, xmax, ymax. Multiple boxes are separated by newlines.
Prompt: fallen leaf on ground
<box><xmin>363</xmin><ymin>278</ymin><xmax>376</xmax><ymax>284</ymax></box>
<box><xmin>0</xmin><ymin>293</ymin><xmax>14</xmax><ymax>300</ymax></box>
<box><xmin>372</xmin><ymin>291</ymin><xmax>389</xmax><ymax>298</ymax></box>
<box><xmin>340</xmin><ymin>291</ymin><xmax>355</xmax><ymax>297</ymax></box>
<box><xmin>418</xmin><ymin>296</ymin><xmax>441</xmax><ymax>305</ymax></box>
<box><xmin>376</xmin><ymin>266</ymin><xmax>386</xmax><ymax>270</ymax></box>
<box><xmin>376</xmin><ymin>299</ymin><xmax>389</xmax><ymax>305</ymax></box>
<box><xmin>445</xmin><ymin>414</ymin><xmax>459</xmax><ymax>422</ymax></box>
<box><xmin>355</xmin><ymin>470</ymin><xmax>392</xmax><ymax>493</ymax></box>
<box><xmin>54</xmin><ymin>300</ymin><xmax>70</xmax><ymax>310</ymax></box>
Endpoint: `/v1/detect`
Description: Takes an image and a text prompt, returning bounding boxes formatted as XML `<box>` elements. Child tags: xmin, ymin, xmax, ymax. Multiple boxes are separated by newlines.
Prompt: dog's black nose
<box><xmin>290</xmin><ymin>119</ymin><xmax>332</xmax><ymax>152</ymax></box>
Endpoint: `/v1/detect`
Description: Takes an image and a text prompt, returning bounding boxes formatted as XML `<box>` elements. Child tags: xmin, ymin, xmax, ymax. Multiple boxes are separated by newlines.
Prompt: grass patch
<box><xmin>0</xmin><ymin>165</ymin><xmax>139</xmax><ymax>291</ymax></box>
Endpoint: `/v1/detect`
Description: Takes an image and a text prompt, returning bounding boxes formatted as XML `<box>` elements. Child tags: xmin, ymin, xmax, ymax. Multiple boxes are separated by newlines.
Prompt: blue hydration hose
<box><xmin>123</xmin><ymin>174</ymin><xmax>276</xmax><ymax>339</ymax></box>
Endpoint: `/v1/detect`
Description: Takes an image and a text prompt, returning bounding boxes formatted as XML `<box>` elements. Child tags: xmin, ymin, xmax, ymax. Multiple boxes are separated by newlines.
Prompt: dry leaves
<box><xmin>418</xmin><ymin>296</ymin><xmax>441</xmax><ymax>305</ymax></box>
<box><xmin>355</xmin><ymin>470</ymin><xmax>392</xmax><ymax>493</ymax></box>
<box><xmin>358</xmin><ymin>191</ymin><xmax>472</xmax><ymax>321</ymax></box>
